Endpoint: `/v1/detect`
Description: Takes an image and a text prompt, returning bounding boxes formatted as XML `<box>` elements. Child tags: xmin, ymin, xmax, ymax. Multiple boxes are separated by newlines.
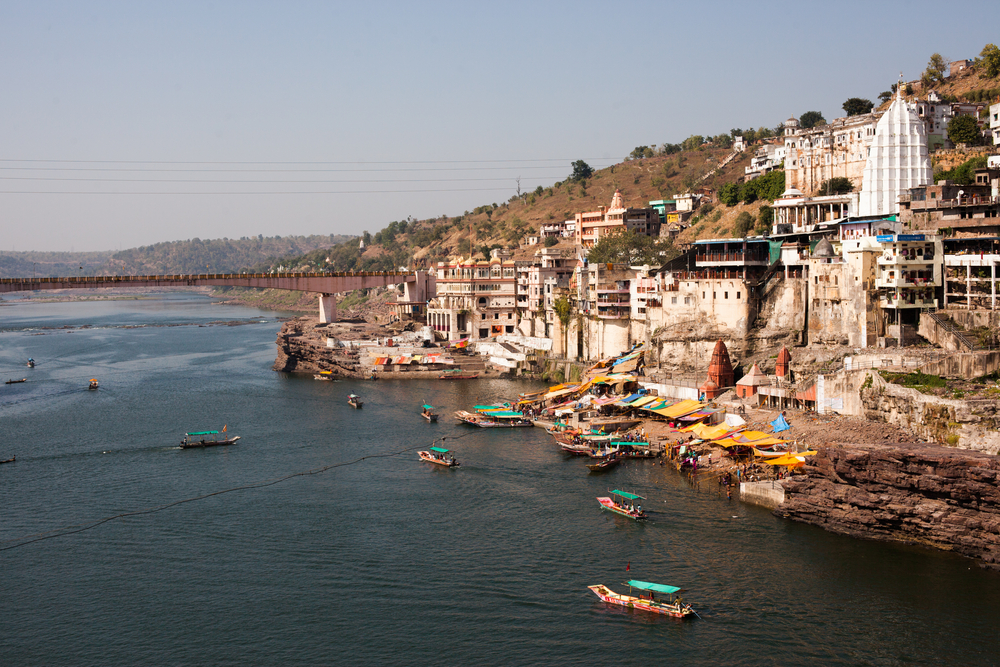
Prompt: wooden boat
<box><xmin>418</xmin><ymin>444</ymin><xmax>459</xmax><ymax>467</ymax></box>
<box><xmin>560</xmin><ymin>442</ymin><xmax>592</xmax><ymax>456</ymax></box>
<box><xmin>587</xmin><ymin>455</ymin><xmax>622</xmax><ymax>472</ymax></box>
<box><xmin>5</xmin><ymin>378</ymin><xmax>27</xmax><ymax>385</ymax></box>
<box><xmin>439</xmin><ymin>370</ymin><xmax>479</xmax><ymax>380</ymax></box>
<box><xmin>421</xmin><ymin>404</ymin><xmax>439</xmax><ymax>422</ymax></box>
<box><xmin>180</xmin><ymin>429</ymin><xmax>241</xmax><ymax>449</ymax></box>
<box><xmin>454</xmin><ymin>410</ymin><xmax>532</xmax><ymax>428</ymax></box>
<box><xmin>588</xmin><ymin>580</ymin><xmax>696</xmax><ymax>619</ymax></box>
<box><xmin>596</xmin><ymin>489</ymin><xmax>647</xmax><ymax>520</ymax></box>
<box><xmin>348</xmin><ymin>394</ymin><xmax>363</xmax><ymax>409</ymax></box>
<box><xmin>27</xmin><ymin>358</ymin><xmax>35</xmax><ymax>368</ymax></box>
<box><xmin>314</xmin><ymin>371</ymin><xmax>333</xmax><ymax>381</ymax></box>
<box><xmin>0</xmin><ymin>455</ymin><xmax>15</xmax><ymax>464</ymax></box>
<box><xmin>88</xmin><ymin>379</ymin><xmax>99</xmax><ymax>390</ymax></box>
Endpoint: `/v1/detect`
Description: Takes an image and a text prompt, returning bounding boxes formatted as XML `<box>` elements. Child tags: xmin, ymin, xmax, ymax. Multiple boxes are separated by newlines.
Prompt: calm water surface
<box><xmin>1</xmin><ymin>293</ymin><xmax>998</xmax><ymax>666</ymax></box>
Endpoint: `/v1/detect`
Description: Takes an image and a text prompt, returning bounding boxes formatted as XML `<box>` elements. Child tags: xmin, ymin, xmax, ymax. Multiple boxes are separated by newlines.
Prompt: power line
<box><xmin>0</xmin><ymin>158</ymin><xmax>616</xmax><ymax>166</ymax></box>
<box><xmin>0</xmin><ymin>187</ymin><xmax>538</xmax><ymax>195</ymax></box>
<box><xmin>0</xmin><ymin>176</ymin><xmax>569</xmax><ymax>184</ymax></box>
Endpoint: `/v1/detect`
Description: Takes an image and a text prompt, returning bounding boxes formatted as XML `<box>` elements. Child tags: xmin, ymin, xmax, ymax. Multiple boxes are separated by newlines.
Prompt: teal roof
<box><xmin>611</xmin><ymin>490</ymin><xmax>645</xmax><ymax>501</ymax></box>
<box><xmin>186</xmin><ymin>431</ymin><xmax>219</xmax><ymax>436</ymax></box>
<box><xmin>491</xmin><ymin>411</ymin><xmax>524</xmax><ymax>418</ymax></box>
<box><xmin>612</xmin><ymin>442</ymin><xmax>650</xmax><ymax>447</ymax></box>
<box><xmin>422</xmin><ymin>405</ymin><xmax>435</xmax><ymax>410</ymax></box>
<box><xmin>628</xmin><ymin>580</ymin><xmax>681</xmax><ymax>595</ymax></box>
<box><xmin>429</xmin><ymin>446</ymin><xmax>449</xmax><ymax>453</ymax></box>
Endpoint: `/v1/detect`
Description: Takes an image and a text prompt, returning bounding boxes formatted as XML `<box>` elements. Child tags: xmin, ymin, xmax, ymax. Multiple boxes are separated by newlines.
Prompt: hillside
<box><xmin>0</xmin><ymin>234</ymin><xmax>354</xmax><ymax>278</ymax></box>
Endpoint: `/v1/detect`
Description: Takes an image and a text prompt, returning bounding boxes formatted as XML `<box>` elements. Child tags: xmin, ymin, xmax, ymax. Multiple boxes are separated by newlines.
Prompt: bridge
<box><xmin>0</xmin><ymin>271</ymin><xmax>432</xmax><ymax>323</ymax></box>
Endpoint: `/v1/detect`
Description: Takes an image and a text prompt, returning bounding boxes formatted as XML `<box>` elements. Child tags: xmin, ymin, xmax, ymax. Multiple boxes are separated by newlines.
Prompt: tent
<box><xmin>771</xmin><ymin>414</ymin><xmax>791</xmax><ymax>433</ymax></box>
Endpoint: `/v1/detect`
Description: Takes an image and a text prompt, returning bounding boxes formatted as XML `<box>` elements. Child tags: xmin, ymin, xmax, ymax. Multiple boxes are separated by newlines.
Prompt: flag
<box><xmin>626</xmin><ymin>561</ymin><xmax>630</xmax><ymax>572</ymax></box>
<box><xmin>223</xmin><ymin>424</ymin><xmax>227</xmax><ymax>433</ymax></box>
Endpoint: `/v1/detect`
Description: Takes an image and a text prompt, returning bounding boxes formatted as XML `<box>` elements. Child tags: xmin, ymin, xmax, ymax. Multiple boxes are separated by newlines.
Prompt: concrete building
<box><xmin>427</xmin><ymin>251</ymin><xmax>518</xmax><ymax>340</ymax></box>
<box><xmin>771</xmin><ymin>188</ymin><xmax>856</xmax><ymax>235</ymax></box>
<box><xmin>783</xmin><ymin>111</ymin><xmax>881</xmax><ymax>195</ymax></box>
<box><xmin>898</xmin><ymin>180</ymin><xmax>998</xmax><ymax>233</ymax></box>
<box><xmin>873</xmin><ymin>232</ymin><xmax>942</xmax><ymax>326</ymax></box>
<box><xmin>575</xmin><ymin>190</ymin><xmax>660</xmax><ymax>247</ymax></box>
<box><xmin>991</xmin><ymin>102</ymin><xmax>1000</xmax><ymax>146</ymax></box>
<box><xmin>858</xmin><ymin>89</ymin><xmax>934</xmax><ymax>218</ymax></box>
<box><xmin>942</xmin><ymin>236</ymin><xmax>1000</xmax><ymax>310</ymax></box>
<box><xmin>745</xmin><ymin>142</ymin><xmax>787</xmax><ymax>178</ymax></box>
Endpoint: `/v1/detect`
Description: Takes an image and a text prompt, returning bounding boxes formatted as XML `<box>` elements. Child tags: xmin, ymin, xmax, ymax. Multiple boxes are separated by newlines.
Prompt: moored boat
<box><xmin>418</xmin><ymin>445</ymin><xmax>459</xmax><ymax>467</ymax></box>
<box><xmin>588</xmin><ymin>580</ymin><xmax>696</xmax><ymax>619</ymax></box>
<box><xmin>5</xmin><ymin>378</ymin><xmax>27</xmax><ymax>385</ymax></box>
<box><xmin>348</xmin><ymin>394</ymin><xmax>363</xmax><ymax>409</ymax></box>
<box><xmin>455</xmin><ymin>409</ymin><xmax>532</xmax><ymax>428</ymax></box>
<box><xmin>314</xmin><ymin>371</ymin><xmax>333</xmax><ymax>381</ymax></box>
<box><xmin>439</xmin><ymin>370</ymin><xmax>479</xmax><ymax>380</ymax></box>
<box><xmin>587</xmin><ymin>455</ymin><xmax>622</xmax><ymax>472</ymax></box>
<box><xmin>421</xmin><ymin>404</ymin><xmax>439</xmax><ymax>422</ymax></box>
<box><xmin>596</xmin><ymin>489</ymin><xmax>647</xmax><ymax>520</ymax></box>
<box><xmin>180</xmin><ymin>429</ymin><xmax>241</xmax><ymax>449</ymax></box>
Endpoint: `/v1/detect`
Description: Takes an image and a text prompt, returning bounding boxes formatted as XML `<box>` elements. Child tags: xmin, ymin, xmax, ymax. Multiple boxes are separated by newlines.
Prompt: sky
<box><xmin>1</xmin><ymin>1</ymin><xmax>995</xmax><ymax>252</ymax></box>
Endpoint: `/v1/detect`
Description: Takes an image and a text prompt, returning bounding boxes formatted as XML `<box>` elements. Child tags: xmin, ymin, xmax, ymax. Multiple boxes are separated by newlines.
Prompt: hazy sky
<box><xmin>2</xmin><ymin>1</ymin><xmax>994</xmax><ymax>251</ymax></box>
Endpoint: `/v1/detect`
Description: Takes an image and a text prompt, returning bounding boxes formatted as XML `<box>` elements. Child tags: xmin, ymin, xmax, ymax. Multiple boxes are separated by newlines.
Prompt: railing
<box><xmin>926</xmin><ymin>311</ymin><xmax>981</xmax><ymax>351</ymax></box>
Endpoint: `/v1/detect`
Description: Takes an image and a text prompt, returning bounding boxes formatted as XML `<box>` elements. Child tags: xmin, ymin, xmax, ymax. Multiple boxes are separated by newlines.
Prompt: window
<box><xmin>736</xmin><ymin>292</ymin><xmax>741</xmax><ymax>300</ymax></box>
<box><xmin>494</xmin><ymin>313</ymin><xmax>499</xmax><ymax>320</ymax></box>
<box><xmin>702</xmin><ymin>292</ymin><xmax>705</xmax><ymax>298</ymax></box>
<box><xmin>684</xmin><ymin>297</ymin><xmax>691</xmax><ymax>305</ymax></box>
<box><xmin>671</xmin><ymin>296</ymin><xmax>677</xmax><ymax>304</ymax></box>
<box><xmin>724</xmin><ymin>292</ymin><xmax>729</xmax><ymax>299</ymax></box>
<box><xmin>481</xmin><ymin>313</ymin><xmax>486</xmax><ymax>319</ymax></box>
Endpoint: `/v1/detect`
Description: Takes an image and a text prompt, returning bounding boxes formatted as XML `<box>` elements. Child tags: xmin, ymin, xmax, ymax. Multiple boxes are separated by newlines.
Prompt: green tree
<box><xmin>586</xmin><ymin>228</ymin><xmax>676</xmax><ymax>266</ymax></box>
<box><xmin>628</xmin><ymin>146</ymin><xmax>655</xmax><ymax>160</ymax></box>
<box><xmin>681</xmin><ymin>135</ymin><xmax>704</xmax><ymax>151</ymax></box>
<box><xmin>842</xmin><ymin>98</ymin><xmax>873</xmax><ymax>116</ymax></box>
<box><xmin>543</xmin><ymin>235</ymin><xmax>558</xmax><ymax>247</ymax></box>
<box><xmin>733</xmin><ymin>211</ymin><xmax>754</xmax><ymax>237</ymax></box>
<box><xmin>923</xmin><ymin>53</ymin><xmax>948</xmax><ymax>86</ymax></box>
<box><xmin>948</xmin><ymin>115</ymin><xmax>982</xmax><ymax>145</ymax></box>
<box><xmin>818</xmin><ymin>177</ymin><xmax>854</xmax><ymax>195</ymax></box>
<box><xmin>878</xmin><ymin>91</ymin><xmax>893</xmax><ymax>103</ymax></box>
<box><xmin>799</xmin><ymin>111</ymin><xmax>826</xmax><ymax>129</ymax></box>
<box><xmin>757</xmin><ymin>205</ymin><xmax>774</xmax><ymax>234</ymax></box>
<box><xmin>979</xmin><ymin>43</ymin><xmax>1000</xmax><ymax>78</ymax></box>
<box><xmin>718</xmin><ymin>182</ymin><xmax>740</xmax><ymax>206</ymax></box>
<box><xmin>570</xmin><ymin>160</ymin><xmax>593</xmax><ymax>182</ymax></box>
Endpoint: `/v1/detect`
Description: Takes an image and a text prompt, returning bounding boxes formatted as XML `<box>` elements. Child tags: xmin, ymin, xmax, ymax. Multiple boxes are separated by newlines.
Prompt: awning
<box><xmin>429</xmin><ymin>446</ymin><xmax>450</xmax><ymax>453</ymax></box>
<box><xmin>490</xmin><ymin>411</ymin><xmax>524</xmax><ymax>418</ymax></box>
<box><xmin>422</xmin><ymin>404</ymin><xmax>435</xmax><ymax>410</ymax></box>
<box><xmin>631</xmin><ymin>396</ymin><xmax>658</xmax><ymax>408</ymax></box>
<box><xmin>627</xmin><ymin>580</ymin><xmax>681</xmax><ymax>595</ymax></box>
<box><xmin>650</xmin><ymin>399</ymin><xmax>704</xmax><ymax>418</ymax></box>
<box><xmin>186</xmin><ymin>431</ymin><xmax>219</xmax><ymax>436</ymax></box>
<box><xmin>611</xmin><ymin>490</ymin><xmax>645</xmax><ymax>500</ymax></box>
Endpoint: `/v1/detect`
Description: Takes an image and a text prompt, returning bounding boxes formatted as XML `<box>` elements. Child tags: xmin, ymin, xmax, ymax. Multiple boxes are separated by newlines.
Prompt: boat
<box><xmin>421</xmin><ymin>404</ymin><xmax>439</xmax><ymax>422</ymax></box>
<box><xmin>0</xmin><ymin>455</ymin><xmax>15</xmax><ymax>464</ymax></box>
<box><xmin>314</xmin><ymin>371</ymin><xmax>333</xmax><ymax>381</ymax></box>
<box><xmin>454</xmin><ymin>410</ymin><xmax>532</xmax><ymax>428</ymax></box>
<box><xmin>348</xmin><ymin>394</ymin><xmax>363</xmax><ymax>409</ymax></box>
<box><xmin>559</xmin><ymin>441</ymin><xmax>593</xmax><ymax>456</ymax></box>
<box><xmin>596</xmin><ymin>489</ymin><xmax>647</xmax><ymax>520</ymax></box>
<box><xmin>439</xmin><ymin>369</ymin><xmax>479</xmax><ymax>380</ymax></box>
<box><xmin>5</xmin><ymin>378</ymin><xmax>27</xmax><ymax>385</ymax></box>
<box><xmin>26</xmin><ymin>358</ymin><xmax>35</xmax><ymax>368</ymax></box>
<box><xmin>588</xmin><ymin>580</ymin><xmax>696</xmax><ymax>619</ymax></box>
<box><xmin>587</xmin><ymin>454</ymin><xmax>623</xmax><ymax>472</ymax></box>
<box><xmin>180</xmin><ymin>429</ymin><xmax>241</xmax><ymax>449</ymax></box>
<box><xmin>418</xmin><ymin>445</ymin><xmax>459</xmax><ymax>467</ymax></box>
<box><xmin>88</xmin><ymin>379</ymin><xmax>99</xmax><ymax>390</ymax></box>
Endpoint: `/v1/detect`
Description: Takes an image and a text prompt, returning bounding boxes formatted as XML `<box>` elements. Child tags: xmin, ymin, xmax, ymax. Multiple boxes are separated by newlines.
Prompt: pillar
<box><xmin>319</xmin><ymin>294</ymin><xmax>337</xmax><ymax>323</ymax></box>
<box><xmin>449</xmin><ymin>311</ymin><xmax>459</xmax><ymax>341</ymax></box>
<box><xmin>992</xmin><ymin>262</ymin><xmax>996</xmax><ymax>310</ymax></box>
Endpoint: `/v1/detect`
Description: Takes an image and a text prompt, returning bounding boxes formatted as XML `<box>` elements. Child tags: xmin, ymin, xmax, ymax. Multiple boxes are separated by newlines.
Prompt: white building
<box><xmin>991</xmin><ymin>102</ymin><xmax>1000</xmax><ymax>146</ymax></box>
<box><xmin>858</xmin><ymin>88</ymin><xmax>933</xmax><ymax>218</ymax></box>
<box><xmin>745</xmin><ymin>143</ymin><xmax>786</xmax><ymax>177</ymax></box>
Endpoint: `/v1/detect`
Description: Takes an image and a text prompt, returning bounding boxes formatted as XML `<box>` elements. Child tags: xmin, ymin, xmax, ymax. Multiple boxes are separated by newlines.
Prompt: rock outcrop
<box><xmin>779</xmin><ymin>443</ymin><xmax>1000</xmax><ymax>567</ymax></box>
<box><xmin>273</xmin><ymin>317</ymin><xmax>365</xmax><ymax>377</ymax></box>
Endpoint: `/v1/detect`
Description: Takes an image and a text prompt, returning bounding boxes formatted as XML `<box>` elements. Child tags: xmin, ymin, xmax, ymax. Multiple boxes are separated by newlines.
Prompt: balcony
<box><xmin>880</xmin><ymin>296</ymin><xmax>938</xmax><ymax>309</ymax></box>
<box><xmin>877</xmin><ymin>254</ymin><xmax>934</xmax><ymax>266</ymax></box>
<box><xmin>876</xmin><ymin>277</ymin><xmax>937</xmax><ymax>289</ymax></box>
<box><xmin>597</xmin><ymin>306</ymin><xmax>630</xmax><ymax>319</ymax></box>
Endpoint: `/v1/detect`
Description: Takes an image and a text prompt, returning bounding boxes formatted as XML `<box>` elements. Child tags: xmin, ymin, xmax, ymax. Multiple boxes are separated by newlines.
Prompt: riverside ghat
<box><xmin>277</xmin><ymin>316</ymin><xmax>1000</xmax><ymax>569</ymax></box>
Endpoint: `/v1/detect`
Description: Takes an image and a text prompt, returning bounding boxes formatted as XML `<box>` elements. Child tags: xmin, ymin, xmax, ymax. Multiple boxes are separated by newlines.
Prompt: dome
<box><xmin>813</xmin><ymin>238</ymin><xmax>835</xmax><ymax>257</ymax></box>
<box><xmin>780</xmin><ymin>188</ymin><xmax>805</xmax><ymax>198</ymax></box>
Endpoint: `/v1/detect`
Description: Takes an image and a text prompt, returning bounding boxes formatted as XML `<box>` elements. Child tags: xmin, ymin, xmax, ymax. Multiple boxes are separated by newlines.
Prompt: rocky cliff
<box><xmin>779</xmin><ymin>443</ymin><xmax>1000</xmax><ymax>568</ymax></box>
<box><xmin>273</xmin><ymin>317</ymin><xmax>366</xmax><ymax>377</ymax></box>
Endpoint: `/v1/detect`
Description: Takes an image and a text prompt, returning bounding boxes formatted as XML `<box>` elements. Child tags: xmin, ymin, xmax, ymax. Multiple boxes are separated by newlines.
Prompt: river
<box><xmin>1</xmin><ymin>293</ymin><xmax>998</xmax><ymax>666</ymax></box>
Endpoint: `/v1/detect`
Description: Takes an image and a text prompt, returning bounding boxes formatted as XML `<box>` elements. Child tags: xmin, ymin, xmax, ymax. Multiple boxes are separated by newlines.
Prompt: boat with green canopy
<box><xmin>418</xmin><ymin>443</ymin><xmax>458</xmax><ymax>467</ymax></box>
<box><xmin>588</xmin><ymin>579</ymin><xmax>696</xmax><ymax>619</ymax></box>
<box><xmin>421</xmin><ymin>404</ymin><xmax>439</xmax><ymax>422</ymax></box>
<box><xmin>596</xmin><ymin>489</ymin><xmax>646</xmax><ymax>520</ymax></box>
<box><xmin>180</xmin><ymin>427</ymin><xmax>240</xmax><ymax>449</ymax></box>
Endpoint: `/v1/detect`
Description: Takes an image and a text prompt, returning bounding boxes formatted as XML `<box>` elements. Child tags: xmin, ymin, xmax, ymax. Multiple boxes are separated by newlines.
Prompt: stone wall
<box><xmin>740</xmin><ymin>480</ymin><xmax>785</xmax><ymax>509</ymax></box>
<box><xmin>778</xmin><ymin>442</ymin><xmax>1000</xmax><ymax>568</ymax></box>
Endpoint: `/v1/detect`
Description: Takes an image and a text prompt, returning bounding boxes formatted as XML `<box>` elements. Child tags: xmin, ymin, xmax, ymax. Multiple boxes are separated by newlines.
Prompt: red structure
<box><xmin>775</xmin><ymin>346</ymin><xmax>791</xmax><ymax>378</ymax></box>
<box><xmin>699</xmin><ymin>378</ymin><xmax>721</xmax><ymax>400</ymax></box>
<box><xmin>706</xmin><ymin>340</ymin><xmax>735</xmax><ymax>392</ymax></box>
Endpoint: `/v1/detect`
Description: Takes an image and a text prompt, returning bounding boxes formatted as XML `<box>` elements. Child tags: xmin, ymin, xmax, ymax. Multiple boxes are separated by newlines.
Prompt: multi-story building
<box><xmin>514</xmin><ymin>246</ymin><xmax>581</xmax><ymax>338</ymax></box>
<box><xmin>942</xmin><ymin>236</ymin><xmax>1000</xmax><ymax>310</ymax></box>
<box><xmin>575</xmin><ymin>190</ymin><xmax>661</xmax><ymax>247</ymax></box>
<box><xmin>991</xmin><ymin>102</ymin><xmax>1000</xmax><ymax>146</ymax></box>
<box><xmin>898</xmin><ymin>180</ymin><xmax>998</xmax><ymax>233</ymax></box>
<box><xmin>874</xmin><ymin>232</ymin><xmax>942</xmax><ymax>325</ymax></box>
<box><xmin>771</xmin><ymin>188</ymin><xmax>856</xmax><ymax>235</ymax></box>
<box><xmin>783</xmin><ymin>111</ymin><xmax>881</xmax><ymax>195</ymax></box>
<box><xmin>745</xmin><ymin>142</ymin><xmax>787</xmax><ymax>178</ymax></box>
<box><xmin>427</xmin><ymin>250</ymin><xmax>518</xmax><ymax>340</ymax></box>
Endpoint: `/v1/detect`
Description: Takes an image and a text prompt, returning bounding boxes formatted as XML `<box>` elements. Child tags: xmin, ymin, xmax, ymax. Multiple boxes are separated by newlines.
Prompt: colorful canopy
<box><xmin>429</xmin><ymin>446</ymin><xmax>449</xmax><ymax>453</ymax></box>
<box><xmin>490</xmin><ymin>411</ymin><xmax>524</xmax><ymax>418</ymax></box>
<box><xmin>612</xmin><ymin>490</ymin><xmax>645</xmax><ymax>500</ymax></box>
<box><xmin>627</xmin><ymin>580</ymin><xmax>681</xmax><ymax>595</ymax></box>
<box><xmin>186</xmin><ymin>431</ymin><xmax>219</xmax><ymax>436</ymax></box>
<box><xmin>650</xmin><ymin>399</ymin><xmax>704</xmax><ymax>419</ymax></box>
<box><xmin>422</xmin><ymin>405</ymin><xmax>435</xmax><ymax>410</ymax></box>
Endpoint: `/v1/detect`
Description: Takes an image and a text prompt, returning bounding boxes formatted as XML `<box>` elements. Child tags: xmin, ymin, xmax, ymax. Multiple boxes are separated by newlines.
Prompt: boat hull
<box><xmin>418</xmin><ymin>451</ymin><xmax>458</xmax><ymax>467</ymax></box>
<box><xmin>596</xmin><ymin>497</ymin><xmax>646</xmax><ymax>520</ymax></box>
<box><xmin>587</xmin><ymin>458</ymin><xmax>621</xmax><ymax>472</ymax></box>
<box><xmin>180</xmin><ymin>436</ymin><xmax>241</xmax><ymax>449</ymax></box>
<box><xmin>422</xmin><ymin>413</ymin><xmax>439</xmax><ymax>422</ymax></box>
<box><xmin>587</xmin><ymin>585</ymin><xmax>694</xmax><ymax>619</ymax></box>
<box><xmin>348</xmin><ymin>400</ymin><xmax>363</xmax><ymax>409</ymax></box>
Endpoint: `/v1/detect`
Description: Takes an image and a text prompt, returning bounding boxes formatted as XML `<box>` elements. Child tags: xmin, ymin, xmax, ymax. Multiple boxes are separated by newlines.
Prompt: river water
<box><xmin>1</xmin><ymin>293</ymin><xmax>998</xmax><ymax>666</ymax></box>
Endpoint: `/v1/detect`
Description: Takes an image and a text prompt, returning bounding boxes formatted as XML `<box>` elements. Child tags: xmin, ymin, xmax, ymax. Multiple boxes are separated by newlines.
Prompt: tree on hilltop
<box><xmin>799</xmin><ymin>111</ymin><xmax>825</xmax><ymax>129</ymax></box>
<box><xmin>922</xmin><ymin>53</ymin><xmax>948</xmax><ymax>87</ymax></box>
<box><xmin>947</xmin><ymin>115</ymin><xmax>982</xmax><ymax>146</ymax></box>
<box><xmin>818</xmin><ymin>177</ymin><xmax>854</xmax><ymax>195</ymax></box>
<box><xmin>842</xmin><ymin>98</ymin><xmax>874</xmax><ymax>117</ymax></box>
<box><xmin>586</xmin><ymin>228</ymin><xmax>676</xmax><ymax>266</ymax></box>
<box><xmin>978</xmin><ymin>43</ymin><xmax>1000</xmax><ymax>78</ymax></box>
<box><xmin>570</xmin><ymin>160</ymin><xmax>593</xmax><ymax>182</ymax></box>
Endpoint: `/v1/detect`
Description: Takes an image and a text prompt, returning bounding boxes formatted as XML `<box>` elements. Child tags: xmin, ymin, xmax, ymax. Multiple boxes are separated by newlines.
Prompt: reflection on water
<box><xmin>1</xmin><ymin>293</ymin><xmax>998</xmax><ymax>666</ymax></box>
